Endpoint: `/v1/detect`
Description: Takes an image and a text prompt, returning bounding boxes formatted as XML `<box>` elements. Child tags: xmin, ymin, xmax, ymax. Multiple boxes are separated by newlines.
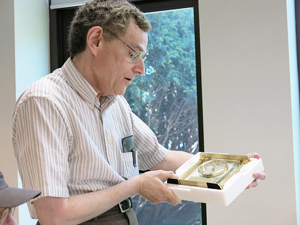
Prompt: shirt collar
<box><xmin>62</xmin><ymin>58</ymin><xmax>116</xmax><ymax>110</ymax></box>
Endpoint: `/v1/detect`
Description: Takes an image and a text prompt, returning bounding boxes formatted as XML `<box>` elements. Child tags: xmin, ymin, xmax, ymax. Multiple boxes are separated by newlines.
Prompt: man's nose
<box><xmin>133</xmin><ymin>59</ymin><xmax>145</xmax><ymax>76</ymax></box>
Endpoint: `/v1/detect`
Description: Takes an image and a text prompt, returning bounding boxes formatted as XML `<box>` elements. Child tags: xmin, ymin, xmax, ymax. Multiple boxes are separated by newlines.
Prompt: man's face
<box><xmin>92</xmin><ymin>20</ymin><xmax>148</xmax><ymax>96</ymax></box>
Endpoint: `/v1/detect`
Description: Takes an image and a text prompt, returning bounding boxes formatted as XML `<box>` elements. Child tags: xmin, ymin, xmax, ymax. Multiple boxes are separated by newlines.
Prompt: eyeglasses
<box><xmin>106</xmin><ymin>29</ymin><xmax>146</xmax><ymax>63</ymax></box>
<box><xmin>0</xmin><ymin>208</ymin><xmax>14</xmax><ymax>225</ymax></box>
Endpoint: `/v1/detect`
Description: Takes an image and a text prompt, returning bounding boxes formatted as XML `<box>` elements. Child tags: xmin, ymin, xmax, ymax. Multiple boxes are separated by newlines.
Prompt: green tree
<box><xmin>125</xmin><ymin>9</ymin><xmax>199</xmax><ymax>153</ymax></box>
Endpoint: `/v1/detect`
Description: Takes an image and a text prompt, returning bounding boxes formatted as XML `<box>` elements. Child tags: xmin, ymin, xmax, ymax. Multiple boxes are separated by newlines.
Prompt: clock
<box><xmin>167</xmin><ymin>153</ymin><xmax>251</xmax><ymax>189</ymax></box>
<box><xmin>198</xmin><ymin>159</ymin><xmax>228</xmax><ymax>177</ymax></box>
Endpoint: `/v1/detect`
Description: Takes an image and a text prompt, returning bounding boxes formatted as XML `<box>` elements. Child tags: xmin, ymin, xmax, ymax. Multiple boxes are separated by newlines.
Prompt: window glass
<box><xmin>124</xmin><ymin>7</ymin><xmax>202</xmax><ymax>225</ymax></box>
<box><xmin>125</xmin><ymin>8</ymin><xmax>199</xmax><ymax>154</ymax></box>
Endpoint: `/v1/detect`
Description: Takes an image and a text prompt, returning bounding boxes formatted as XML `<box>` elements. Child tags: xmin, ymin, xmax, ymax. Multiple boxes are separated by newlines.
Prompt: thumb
<box><xmin>158</xmin><ymin>170</ymin><xmax>179</xmax><ymax>180</ymax></box>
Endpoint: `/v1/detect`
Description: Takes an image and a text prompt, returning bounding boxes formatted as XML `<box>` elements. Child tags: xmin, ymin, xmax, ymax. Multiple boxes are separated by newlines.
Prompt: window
<box><xmin>124</xmin><ymin>1</ymin><xmax>204</xmax><ymax>224</ymax></box>
<box><xmin>125</xmin><ymin>8</ymin><xmax>199</xmax><ymax>154</ymax></box>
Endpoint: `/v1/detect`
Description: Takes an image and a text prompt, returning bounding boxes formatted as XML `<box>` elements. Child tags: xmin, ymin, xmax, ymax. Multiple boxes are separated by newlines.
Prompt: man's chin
<box><xmin>118</xmin><ymin>87</ymin><xmax>128</xmax><ymax>96</ymax></box>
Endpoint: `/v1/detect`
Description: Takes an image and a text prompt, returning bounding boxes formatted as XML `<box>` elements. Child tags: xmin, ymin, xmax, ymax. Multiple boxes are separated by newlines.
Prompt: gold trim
<box><xmin>177</xmin><ymin>153</ymin><xmax>250</xmax><ymax>189</ymax></box>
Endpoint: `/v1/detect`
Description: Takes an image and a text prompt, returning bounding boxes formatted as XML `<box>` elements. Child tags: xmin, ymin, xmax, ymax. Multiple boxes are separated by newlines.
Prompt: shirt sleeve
<box><xmin>12</xmin><ymin>96</ymin><xmax>72</xmax><ymax>200</ymax></box>
<box><xmin>131</xmin><ymin>112</ymin><xmax>168</xmax><ymax>171</ymax></box>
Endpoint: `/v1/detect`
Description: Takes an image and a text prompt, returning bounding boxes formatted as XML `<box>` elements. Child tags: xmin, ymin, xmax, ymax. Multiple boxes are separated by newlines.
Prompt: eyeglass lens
<box><xmin>132</xmin><ymin>51</ymin><xmax>146</xmax><ymax>63</ymax></box>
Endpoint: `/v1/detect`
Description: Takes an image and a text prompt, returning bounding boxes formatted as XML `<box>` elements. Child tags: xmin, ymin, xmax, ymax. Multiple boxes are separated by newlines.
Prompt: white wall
<box><xmin>0</xmin><ymin>0</ymin><xmax>50</xmax><ymax>224</ymax></box>
<box><xmin>199</xmin><ymin>0</ymin><xmax>298</xmax><ymax>224</ymax></box>
<box><xmin>14</xmin><ymin>0</ymin><xmax>50</xmax><ymax>98</ymax></box>
<box><xmin>0</xmin><ymin>0</ymin><xmax>18</xmax><ymax>199</ymax></box>
<box><xmin>287</xmin><ymin>0</ymin><xmax>300</xmax><ymax>223</ymax></box>
<box><xmin>15</xmin><ymin>0</ymin><xmax>50</xmax><ymax>224</ymax></box>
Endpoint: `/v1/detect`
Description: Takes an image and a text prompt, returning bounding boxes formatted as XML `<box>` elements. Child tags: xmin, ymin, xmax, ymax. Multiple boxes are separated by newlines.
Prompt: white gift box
<box><xmin>167</xmin><ymin>152</ymin><xmax>264</xmax><ymax>206</ymax></box>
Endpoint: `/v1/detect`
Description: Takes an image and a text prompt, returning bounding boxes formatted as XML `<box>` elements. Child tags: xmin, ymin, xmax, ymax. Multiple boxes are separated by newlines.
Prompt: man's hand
<box><xmin>5</xmin><ymin>213</ymin><xmax>18</xmax><ymax>225</ymax></box>
<box><xmin>136</xmin><ymin>170</ymin><xmax>180</xmax><ymax>206</ymax></box>
<box><xmin>246</xmin><ymin>153</ymin><xmax>266</xmax><ymax>189</ymax></box>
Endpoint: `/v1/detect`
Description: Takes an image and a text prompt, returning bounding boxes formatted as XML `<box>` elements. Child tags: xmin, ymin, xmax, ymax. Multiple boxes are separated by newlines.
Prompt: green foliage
<box><xmin>124</xmin><ymin>8</ymin><xmax>199</xmax><ymax>152</ymax></box>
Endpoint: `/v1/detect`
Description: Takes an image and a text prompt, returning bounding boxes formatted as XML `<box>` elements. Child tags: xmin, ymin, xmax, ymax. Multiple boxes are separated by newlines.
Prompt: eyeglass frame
<box><xmin>0</xmin><ymin>208</ymin><xmax>15</xmax><ymax>225</ymax></box>
<box><xmin>104</xmin><ymin>29</ymin><xmax>146</xmax><ymax>63</ymax></box>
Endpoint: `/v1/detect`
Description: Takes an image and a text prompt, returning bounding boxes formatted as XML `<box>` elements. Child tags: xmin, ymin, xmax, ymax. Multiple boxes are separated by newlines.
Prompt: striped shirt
<box><xmin>12</xmin><ymin>58</ymin><xmax>168</xmax><ymax>218</ymax></box>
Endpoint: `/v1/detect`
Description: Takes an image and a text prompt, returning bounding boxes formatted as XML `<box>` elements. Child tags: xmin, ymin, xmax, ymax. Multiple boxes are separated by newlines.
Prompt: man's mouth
<box><xmin>125</xmin><ymin>77</ymin><xmax>133</xmax><ymax>82</ymax></box>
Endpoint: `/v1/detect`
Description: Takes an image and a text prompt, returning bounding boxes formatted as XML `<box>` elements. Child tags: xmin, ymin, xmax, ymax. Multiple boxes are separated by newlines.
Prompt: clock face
<box><xmin>198</xmin><ymin>159</ymin><xmax>228</xmax><ymax>177</ymax></box>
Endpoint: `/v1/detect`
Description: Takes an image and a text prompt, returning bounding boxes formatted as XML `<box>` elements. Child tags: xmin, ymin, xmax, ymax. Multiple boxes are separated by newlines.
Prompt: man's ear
<box><xmin>86</xmin><ymin>26</ymin><xmax>103</xmax><ymax>56</ymax></box>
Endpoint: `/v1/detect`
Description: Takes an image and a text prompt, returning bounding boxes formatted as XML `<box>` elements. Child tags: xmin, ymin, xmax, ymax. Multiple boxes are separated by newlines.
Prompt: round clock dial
<box><xmin>198</xmin><ymin>159</ymin><xmax>228</xmax><ymax>177</ymax></box>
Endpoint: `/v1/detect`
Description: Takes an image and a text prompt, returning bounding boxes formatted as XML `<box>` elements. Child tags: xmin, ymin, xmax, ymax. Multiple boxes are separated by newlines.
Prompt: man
<box><xmin>12</xmin><ymin>0</ymin><xmax>265</xmax><ymax>224</ymax></box>
<box><xmin>0</xmin><ymin>172</ymin><xmax>41</xmax><ymax>225</ymax></box>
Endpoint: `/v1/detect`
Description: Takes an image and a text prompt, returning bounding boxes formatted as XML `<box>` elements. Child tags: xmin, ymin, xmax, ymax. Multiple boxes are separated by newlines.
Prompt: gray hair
<box><xmin>68</xmin><ymin>0</ymin><xmax>152</xmax><ymax>58</ymax></box>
